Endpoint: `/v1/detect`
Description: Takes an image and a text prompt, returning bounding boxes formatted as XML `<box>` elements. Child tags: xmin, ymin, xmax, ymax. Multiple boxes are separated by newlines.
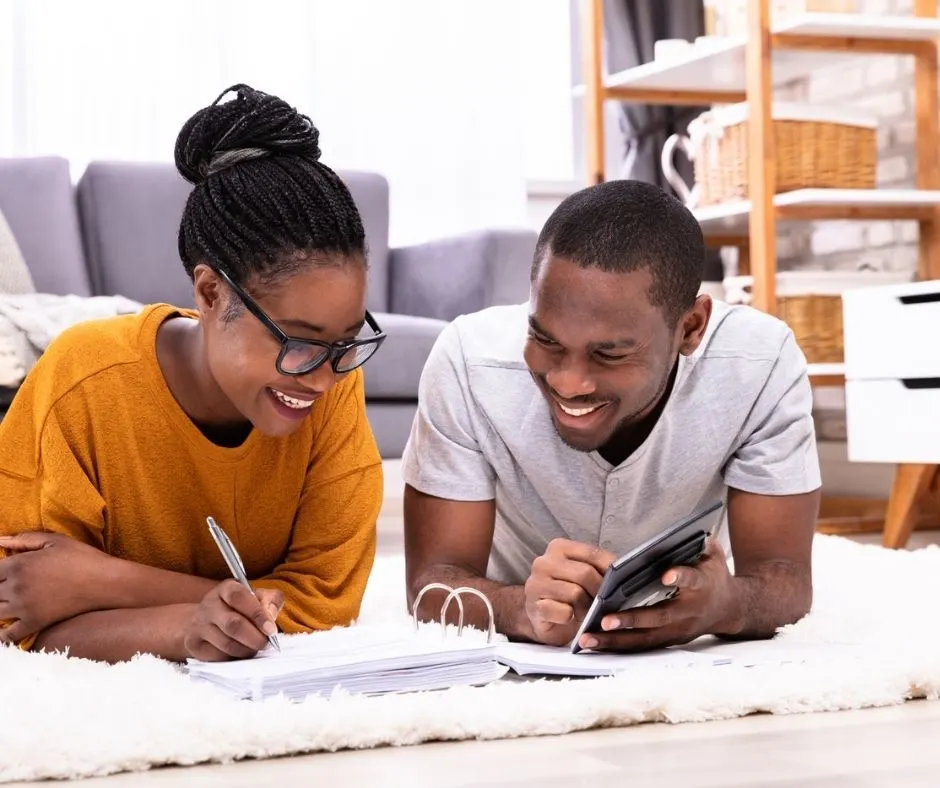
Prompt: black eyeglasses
<box><xmin>216</xmin><ymin>268</ymin><xmax>386</xmax><ymax>376</ymax></box>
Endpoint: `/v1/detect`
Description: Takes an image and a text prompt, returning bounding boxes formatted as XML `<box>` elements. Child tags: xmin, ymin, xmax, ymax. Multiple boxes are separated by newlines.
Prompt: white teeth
<box><xmin>557</xmin><ymin>401</ymin><xmax>602</xmax><ymax>417</ymax></box>
<box><xmin>271</xmin><ymin>389</ymin><xmax>314</xmax><ymax>409</ymax></box>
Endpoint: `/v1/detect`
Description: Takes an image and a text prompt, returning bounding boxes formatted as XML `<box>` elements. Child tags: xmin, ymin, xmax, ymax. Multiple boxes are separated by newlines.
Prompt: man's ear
<box><xmin>677</xmin><ymin>294</ymin><xmax>713</xmax><ymax>356</ymax></box>
<box><xmin>192</xmin><ymin>264</ymin><xmax>224</xmax><ymax>316</ymax></box>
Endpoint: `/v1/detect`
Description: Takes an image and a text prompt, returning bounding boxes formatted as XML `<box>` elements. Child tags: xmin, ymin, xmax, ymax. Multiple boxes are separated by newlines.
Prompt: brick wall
<box><xmin>777</xmin><ymin>0</ymin><xmax>920</xmax><ymax>280</ymax></box>
<box><xmin>762</xmin><ymin>0</ymin><xmax>921</xmax><ymax>445</ymax></box>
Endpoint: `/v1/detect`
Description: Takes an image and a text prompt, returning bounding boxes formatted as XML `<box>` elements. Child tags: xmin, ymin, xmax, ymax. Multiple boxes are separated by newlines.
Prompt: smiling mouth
<box><xmin>270</xmin><ymin>388</ymin><xmax>316</xmax><ymax>410</ymax></box>
<box><xmin>555</xmin><ymin>401</ymin><xmax>607</xmax><ymax>417</ymax></box>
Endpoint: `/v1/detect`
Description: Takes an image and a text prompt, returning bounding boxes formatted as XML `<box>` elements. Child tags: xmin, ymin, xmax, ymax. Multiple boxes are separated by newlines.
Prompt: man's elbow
<box><xmin>405</xmin><ymin>565</ymin><xmax>432</xmax><ymax>610</ymax></box>
<box><xmin>788</xmin><ymin>579</ymin><xmax>813</xmax><ymax>625</ymax></box>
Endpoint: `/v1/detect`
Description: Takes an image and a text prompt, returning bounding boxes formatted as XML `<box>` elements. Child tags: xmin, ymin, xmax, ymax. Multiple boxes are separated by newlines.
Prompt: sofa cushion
<box><xmin>361</xmin><ymin>312</ymin><xmax>447</xmax><ymax>400</ymax></box>
<box><xmin>0</xmin><ymin>157</ymin><xmax>91</xmax><ymax>296</ymax></box>
<box><xmin>340</xmin><ymin>171</ymin><xmax>390</xmax><ymax>314</ymax></box>
<box><xmin>77</xmin><ymin>162</ymin><xmax>392</xmax><ymax>312</ymax></box>
<box><xmin>77</xmin><ymin>162</ymin><xmax>196</xmax><ymax>307</ymax></box>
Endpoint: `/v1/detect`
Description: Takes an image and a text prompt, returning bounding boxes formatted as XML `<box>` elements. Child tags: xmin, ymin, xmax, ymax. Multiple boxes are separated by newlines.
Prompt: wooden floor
<box><xmin>22</xmin><ymin>461</ymin><xmax>940</xmax><ymax>787</ymax></box>
<box><xmin>68</xmin><ymin>701</ymin><xmax>940</xmax><ymax>787</ymax></box>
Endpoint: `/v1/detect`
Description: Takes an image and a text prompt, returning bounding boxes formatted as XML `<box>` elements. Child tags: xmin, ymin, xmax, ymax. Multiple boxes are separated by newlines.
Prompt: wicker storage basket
<box><xmin>723</xmin><ymin>270</ymin><xmax>911</xmax><ymax>364</ymax></box>
<box><xmin>682</xmin><ymin>102</ymin><xmax>878</xmax><ymax>207</ymax></box>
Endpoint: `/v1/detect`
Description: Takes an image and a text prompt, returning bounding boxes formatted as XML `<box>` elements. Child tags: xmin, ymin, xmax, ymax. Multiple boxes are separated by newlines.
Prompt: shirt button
<box><xmin>609</xmin><ymin>478</ymin><xmax>619</xmax><ymax>487</ymax></box>
<box><xmin>605</xmin><ymin>515</ymin><xmax>615</xmax><ymax>523</ymax></box>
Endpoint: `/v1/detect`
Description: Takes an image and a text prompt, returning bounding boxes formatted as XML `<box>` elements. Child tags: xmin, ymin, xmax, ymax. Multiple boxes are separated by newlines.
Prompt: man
<box><xmin>401</xmin><ymin>179</ymin><xmax>820</xmax><ymax>653</ymax></box>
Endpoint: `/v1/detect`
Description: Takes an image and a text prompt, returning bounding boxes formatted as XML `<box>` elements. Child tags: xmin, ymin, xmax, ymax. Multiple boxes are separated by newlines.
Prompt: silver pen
<box><xmin>206</xmin><ymin>516</ymin><xmax>281</xmax><ymax>653</ymax></box>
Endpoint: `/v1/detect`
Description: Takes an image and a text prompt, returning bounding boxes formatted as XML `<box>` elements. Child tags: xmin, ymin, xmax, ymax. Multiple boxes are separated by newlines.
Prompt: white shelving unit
<box><xmin>603</xmin><ymin>13</ymin><xmax>940</xmax><ymax>97</ymax></box>
<box><xmin>693</xmin><ymin>189</ymin><xmax>940</xmax><ymax>236</ymax></box>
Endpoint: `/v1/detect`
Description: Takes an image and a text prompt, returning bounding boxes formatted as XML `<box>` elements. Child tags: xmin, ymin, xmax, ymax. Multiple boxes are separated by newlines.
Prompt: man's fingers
<box><xmin>579</xmin><ymin>625</ymin><xmax>692</xmax><ymax>653</ymax></box>
<box><xmin>600</xmin><ymin>600</ymin><xmax>684</xmax><ymax>631</ymax></box>
<box><xmin>533</xmin><ymin>598</ymin><xmax>576</xmax><ymax>626</ymax></box>
<box><xmin>534</xmin><ymin>552</ymin><xmax>611</xmax><ymax>600</ymax></box>
<box><xmin>661</xmin><ymin>538</ymin><xmax>722</xmax><ymax>590</ymax></box>
<box><xmin>528</xmin><ymin>574</ymin><xmax>595</xmax><ymax>614</ymax></box>
<box><xmin>547</xmin><ymin>539</ymin><xmax>616</xmax><ymax>575</ymax></box>
<box><xmin>662</xmin><ymin>564</ymin><xmax>705</xmax><ymax>592</ymax></box>
<box><xmin>550</xmin><ymin>560</ymin><xmax>607</xmax><ymax>599</ymax></box>
<box><xmin>0</xmin><ymin>533</ymin><xmax>53</xmax><ymax>554</ymax></box>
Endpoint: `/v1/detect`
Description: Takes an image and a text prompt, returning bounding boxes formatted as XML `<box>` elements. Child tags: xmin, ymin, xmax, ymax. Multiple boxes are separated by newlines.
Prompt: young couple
<box><xmin>0</xmin><ymin>85</ymin><xmax>820</xmax><ymax>664</ymax></box>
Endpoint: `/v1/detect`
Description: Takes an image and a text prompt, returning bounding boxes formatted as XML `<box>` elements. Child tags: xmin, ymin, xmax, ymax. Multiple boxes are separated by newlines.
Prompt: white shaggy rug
<box><xmin>2</xmin><ymin>534</ymin><xmax>939</xmax><ymax>783</ymax></box>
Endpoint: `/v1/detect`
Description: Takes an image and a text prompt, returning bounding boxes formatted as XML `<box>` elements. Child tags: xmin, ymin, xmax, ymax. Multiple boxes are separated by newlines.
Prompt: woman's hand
<box><xmin>182</xmin><ymin>581</ymin><xmax>284</xmax><ymax>661</ymax></box>
<box><xmin>0</xmin><ymin>532</ymin><xmax>116</xmax><ymax>642</ymax></box>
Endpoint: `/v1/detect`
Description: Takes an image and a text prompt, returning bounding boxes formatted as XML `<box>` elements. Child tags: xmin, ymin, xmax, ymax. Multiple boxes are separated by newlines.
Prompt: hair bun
<box><xmin>175</xmin><ymin>83</ymin><xmax>322</xmax><ymax>184</ymax></box>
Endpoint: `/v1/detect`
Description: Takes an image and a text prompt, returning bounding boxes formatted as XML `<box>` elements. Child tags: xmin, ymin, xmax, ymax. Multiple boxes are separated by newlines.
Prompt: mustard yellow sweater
<box><xmin>0</xmin><ymin>304</ymin><xmax>382</xmax><ymax>644</ymax></box>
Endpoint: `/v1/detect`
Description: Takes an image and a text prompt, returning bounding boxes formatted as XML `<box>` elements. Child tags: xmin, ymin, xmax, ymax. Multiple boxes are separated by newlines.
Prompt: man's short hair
<box><xmin>531</xmin><ymin>180</ymin><xmax>705</xmax><ymax>324</ymax></box>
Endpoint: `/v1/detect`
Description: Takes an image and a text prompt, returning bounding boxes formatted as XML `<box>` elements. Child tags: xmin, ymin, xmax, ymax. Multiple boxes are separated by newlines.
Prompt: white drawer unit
<box><xmin>845</xmin><ymin>379</ymin><xmax>940</xmax><ymax>464</ymax></box>
<box><xmin>842</xmin><ymin>279</ymin><xmax>940</xmax><ymax>464</ymax></box>
<box><xmin>841</xmin><ymin>279</ymin><xmax>940</xmax><ymax>382</ymax></box>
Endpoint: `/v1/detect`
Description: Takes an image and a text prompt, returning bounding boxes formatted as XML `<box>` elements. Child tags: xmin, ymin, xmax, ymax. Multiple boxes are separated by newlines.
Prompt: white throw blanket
<box><xmin>0</xmin><ymin>293</ymin><xmax>142</xmax><ymax>387</ymax></box>
<box><xmin>0</xmin><ymin>534</ymin><xmax>939</xmax><ymax>783</ymax></box>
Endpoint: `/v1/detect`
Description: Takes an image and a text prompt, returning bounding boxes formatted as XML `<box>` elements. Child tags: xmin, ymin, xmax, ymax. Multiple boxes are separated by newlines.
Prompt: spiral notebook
<box><xmin>184</xmin><ymin>583</ymin><xmax>731</xmax><ymax>702</ymax></box>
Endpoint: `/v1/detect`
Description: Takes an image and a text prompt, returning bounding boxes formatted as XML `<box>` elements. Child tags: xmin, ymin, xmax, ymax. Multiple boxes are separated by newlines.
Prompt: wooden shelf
<box><xmin>777</xmin><ymin>12</ymin><xmax>940</xmax><ymax>42</ymax></box>
<box><xmin>808</xmin><ymin>363</ymin><xmax>845</xmax><ymax>388</ymax></box>
<box><xmin>598</xmin><ymin>13</ymin><xmax>940</xmax><ymax>104</ymax></box>
<box><xmin>694</xmin><ymin>189</ymin><xmax>940</xmax><ymax>238</ymax></box>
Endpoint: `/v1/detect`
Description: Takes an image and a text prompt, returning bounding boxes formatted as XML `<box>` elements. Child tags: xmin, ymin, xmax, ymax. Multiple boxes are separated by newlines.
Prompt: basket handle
<box><xmin>660</xmin><ymin>133</ymin><xmax>699</xmax><ymax>208</ymax></box>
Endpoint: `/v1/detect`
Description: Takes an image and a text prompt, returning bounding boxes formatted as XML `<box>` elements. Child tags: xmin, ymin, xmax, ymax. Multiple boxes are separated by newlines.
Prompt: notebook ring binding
<box><xmin>411</xmin><ymin>583</ymin><xmax>496</xmax><ymax>644</ymax></box>
<box><xmin>412</xmin><ymin>583</ymin><xmax>465</xmax><ymax>631</ymax></box>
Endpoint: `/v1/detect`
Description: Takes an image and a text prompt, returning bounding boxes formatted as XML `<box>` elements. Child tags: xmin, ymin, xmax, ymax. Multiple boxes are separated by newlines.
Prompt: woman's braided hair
<box><xmin>175</xmin><ymin>84</ymin><xmax>366</xmax><ymax>297</ymax></box>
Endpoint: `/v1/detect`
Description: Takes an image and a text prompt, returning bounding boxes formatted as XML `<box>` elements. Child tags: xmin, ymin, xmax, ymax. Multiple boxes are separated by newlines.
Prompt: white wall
<box><xmin>0</xmin><ymin>0</ymin><xmax>575</xmax><ymax>247</ymax></box>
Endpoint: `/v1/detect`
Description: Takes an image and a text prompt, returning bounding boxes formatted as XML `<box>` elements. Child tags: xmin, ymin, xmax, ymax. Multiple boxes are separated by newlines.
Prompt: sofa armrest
<box><xmin>388</xmin><ymin>228</ymin><xmax>537</xmax><ymax>321</ymax></box>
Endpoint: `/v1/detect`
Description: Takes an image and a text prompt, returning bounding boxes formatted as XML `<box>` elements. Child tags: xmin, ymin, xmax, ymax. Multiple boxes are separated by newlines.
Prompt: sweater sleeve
<box><xmin>0</xmin><ymin>397</ymin><xmax>107</xmax><ymax>649</ymax></box>
<box><xmin>252</xmin><ymin>370</ymin><xmax>382</xmax><ymax>632</ymax></box>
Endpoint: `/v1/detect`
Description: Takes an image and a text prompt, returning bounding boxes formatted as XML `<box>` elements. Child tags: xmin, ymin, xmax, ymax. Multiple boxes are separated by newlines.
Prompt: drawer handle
<box><xmin>901</xmin><ymin>377</ymin><xmax>940</xmax><ymax>389</ymax></box>
<box><xmin>898</xmin><ymin>292</ymin><xmax>940</xmax><ymax>305</ymax></box>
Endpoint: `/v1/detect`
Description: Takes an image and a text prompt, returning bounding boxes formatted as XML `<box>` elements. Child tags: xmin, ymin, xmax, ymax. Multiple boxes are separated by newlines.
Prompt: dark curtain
<box><xmin>603</xmin><ymin>0</ymin><xmax>723</xmax><ymax>280</ymax></box>
<box><xmin>603</xmin><ymin>0</ymin><xmax>703</xmax><ymax>189</ymax></box>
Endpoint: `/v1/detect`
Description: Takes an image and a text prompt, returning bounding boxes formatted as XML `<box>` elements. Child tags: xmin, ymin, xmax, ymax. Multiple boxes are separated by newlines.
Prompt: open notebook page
<box><xmin>493</xmin><ymin>641</ymin><xmax>731</xmax><ymax>677</ymax></box>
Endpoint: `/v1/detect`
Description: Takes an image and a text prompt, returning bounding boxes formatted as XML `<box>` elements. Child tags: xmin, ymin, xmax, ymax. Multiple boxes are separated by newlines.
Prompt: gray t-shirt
<box><xmin>401</xmin><ymin>300</ymin><xmax>821</xmax><ymax>585</ymax></box>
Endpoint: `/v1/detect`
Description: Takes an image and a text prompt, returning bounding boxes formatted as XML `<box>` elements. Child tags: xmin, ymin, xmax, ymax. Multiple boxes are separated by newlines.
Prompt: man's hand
<box><xmin>182</xmin><ymin>581</ymin><xmax>284</xmax><ymax>662</ymax></box>
<box><xmin>524</xmin><ymin>538</ymin><xmax>616</xmax><ymax>647</ymax></box>
<box><xmin>0</xmin><ymin>532</ymin><xmax>117</xmax><ymax>642</ymax></box>
<box><xmin>576</xmin><ymin>537</ymin><xmax>740</xmax><ymax>652</ymax></box>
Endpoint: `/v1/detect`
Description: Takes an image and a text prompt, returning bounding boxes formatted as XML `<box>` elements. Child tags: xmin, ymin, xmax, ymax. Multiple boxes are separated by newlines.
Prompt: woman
<box><xmin>0</xmin><ymin>84</ymin><xmax>385</xmax><ymax>663</ymax></box>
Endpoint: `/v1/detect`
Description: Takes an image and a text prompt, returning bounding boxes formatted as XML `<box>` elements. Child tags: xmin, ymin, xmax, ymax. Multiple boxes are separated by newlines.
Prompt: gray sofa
<box><xmin>0</xmin><ymin>156</ymin><xmax>537</xmax><ymax>457</ymax></box>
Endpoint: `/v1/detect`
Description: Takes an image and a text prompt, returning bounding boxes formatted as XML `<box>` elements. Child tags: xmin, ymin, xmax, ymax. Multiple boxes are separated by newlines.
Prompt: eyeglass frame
<box><xmin>215</xmin><ymin>267</ymin><xmax>386</xmax><ymax>376</ymax></box>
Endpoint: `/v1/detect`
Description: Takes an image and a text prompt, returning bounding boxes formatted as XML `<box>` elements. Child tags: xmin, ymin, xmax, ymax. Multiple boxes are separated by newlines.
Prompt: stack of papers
<box><xmin>185</xmin><ymin>624</ymin><xmax>508</xmax><ymax>702</ymax></box>
<box><xmin>186</xmin><ymin>624</ymin><xmax>865</xmax><ymax>703</ymax></box>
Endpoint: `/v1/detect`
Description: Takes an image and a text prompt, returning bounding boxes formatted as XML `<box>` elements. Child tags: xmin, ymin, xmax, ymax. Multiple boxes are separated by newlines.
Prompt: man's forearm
<box><xmin>715</xmin><ymin>560</ymin><xmax>813</xmax><ymax>640</ymax></box>
<box><xmin>32</xmin><ymin>604</ymin><xmax>195</xmax><ymax>664</ymax></box>
<box><xmin>409</xmin><ymin>564</ymin><xmax>535</xmax><ymax>641</ymax></box>
<box><xmin>93</xmin><ymin>556</ymin><xmax>216</xmax><ymax>611</ymax></box>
